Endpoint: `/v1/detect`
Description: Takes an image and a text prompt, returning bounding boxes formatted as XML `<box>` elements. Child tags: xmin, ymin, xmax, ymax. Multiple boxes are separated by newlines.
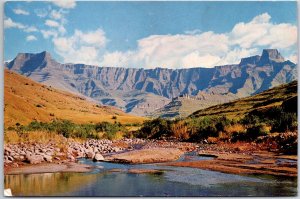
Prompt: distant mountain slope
<box><xmin>189</xmin><ymin>80</ymin><xmax>297</xmax><ymax>119</ymax></box>
<box><xmin>4</xmin><ymin>70</ymin><xmax>145</xmax><ymax>127</ymax></box>
<box><xmin>149</xmin><ymin>92</ymin><xmax>238</xmax><ymax>118</ymax></box>
<box><xmin>5</xmin><ymin>49</ymin><xmax>297</xmax><ymax>116</ymax></box>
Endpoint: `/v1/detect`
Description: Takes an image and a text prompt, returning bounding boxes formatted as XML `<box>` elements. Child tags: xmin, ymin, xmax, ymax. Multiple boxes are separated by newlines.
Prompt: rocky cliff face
<box><xmin>6</xmin><ymin>49</ymin><xmax>297</xmax><ymax>115</ymax></box>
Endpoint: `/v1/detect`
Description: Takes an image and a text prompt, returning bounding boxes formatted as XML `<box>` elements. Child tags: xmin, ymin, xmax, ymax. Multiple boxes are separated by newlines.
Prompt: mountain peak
<box><xmin>8</xmin><ymin>51</ymin><xmax>57</xmax><ymax>73</ymax></box>
<box><xmin>260</xmin><ymin>49</ymin><xmax>285</xmax><ymax>63</ymax></box>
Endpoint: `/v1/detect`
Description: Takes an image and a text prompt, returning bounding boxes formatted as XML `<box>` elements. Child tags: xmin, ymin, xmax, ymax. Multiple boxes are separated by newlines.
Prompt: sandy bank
<box><xmin>105</xmin><ymin>148</ymin><xmax>184</xmax><ymax>164</ymax></box>
<box><xmin>5</xmin><ymin>162</ymin><xmax>93</xmax><ymax>175</ymax></box>
<box><xmin>165</xmin><ymin>151</ymin><xmax>297</xmax><ymax>177</ymax></box>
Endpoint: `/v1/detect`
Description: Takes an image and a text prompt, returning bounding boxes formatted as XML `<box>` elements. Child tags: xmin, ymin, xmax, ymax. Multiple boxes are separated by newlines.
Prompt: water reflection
<box><xmin>5</xmin><ymin>173</ymin><xmax>98</xmax><ymax>196</ymax></box>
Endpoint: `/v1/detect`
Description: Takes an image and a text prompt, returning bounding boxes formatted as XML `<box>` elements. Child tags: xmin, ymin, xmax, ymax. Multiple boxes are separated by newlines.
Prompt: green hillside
<box><xmin>190</xmin><ymin>81</ymin><xmax>297</xmax><ymax>119</ymax></box>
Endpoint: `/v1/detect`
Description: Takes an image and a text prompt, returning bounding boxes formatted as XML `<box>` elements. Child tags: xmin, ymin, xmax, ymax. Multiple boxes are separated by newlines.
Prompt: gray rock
<box><xmin>67</xmin><ymin>155</ymin><xmax>75</xmax><ymax>161</ymax></box>
<box><xmin>7</xmin><ymin>156</ymin><xmax>14</xmax><ymax>161</ymax></box>
<box><xmin>26</xmin><ymin>155</ymin><xmax>44</xmax><ymax>164</ymax></box>
<box><xmin>13</xmin><ymin>155</ymin><xmax>25</xmax><ymax>161</ymax></box>
<box><xmin>86</xmin><ymin>151</ymin><xmax>95</xmax><ymax>159</ymax></box>
<box><xmin>43</xmin><ymin>155</ymin><xmax>52</xmax><ymax>162</ymax></box>
<box><xmin>93</xmin><ymin>153</ymin><xmax>104</xmax><ymax>161</ymax></box>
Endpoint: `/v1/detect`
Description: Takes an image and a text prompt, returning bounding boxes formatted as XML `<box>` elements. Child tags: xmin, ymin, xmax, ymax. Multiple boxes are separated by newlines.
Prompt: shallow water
<box><xmin>4</xmin><ymin>153</ymin><xmax>297</xmax><ymax>197</ymax></box>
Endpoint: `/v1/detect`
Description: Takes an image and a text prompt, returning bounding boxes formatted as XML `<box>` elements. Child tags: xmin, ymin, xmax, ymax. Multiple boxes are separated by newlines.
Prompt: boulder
<box><xmin>43</xmin><ymin>155</ymin><xmax>53</xmax><ymax>162</ymax></box>
<box><xmin>67</xmin><ymin>155</ymin><xmax>75</xmax><ymax>162</ymax></box>
<box><xmin>13</xmin><ymin>155</ymin><xmax>25</xmax><ymax>161</ymax></box>
<box><xmin>26</xmin><ymin>155</ymin><xmax>44</xmax><ymax>164</ymax></box>
<box><xmin>93</xmin><ymin>153</ymin><xmax>104</xmax><ymax>161</ymax></box>
<box><xmin>7</xmin><ymin>156</ymin><xmax>14</xmax><ymax>161</ymax></box>
<box><xmin>86</xmin><ymin>151</ymin><xmax>95</xmax><ymax>159</ymax></box>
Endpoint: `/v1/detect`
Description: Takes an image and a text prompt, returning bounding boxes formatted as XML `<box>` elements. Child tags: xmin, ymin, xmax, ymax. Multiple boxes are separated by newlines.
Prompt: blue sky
<box><xmin>4</xmin><ymin>1</ymin><xmax>298</xmax><ymax>68</ymax></box>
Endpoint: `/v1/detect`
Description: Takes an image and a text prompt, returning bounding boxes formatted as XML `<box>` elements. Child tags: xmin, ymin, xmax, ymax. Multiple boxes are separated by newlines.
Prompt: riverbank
<box><xmin>4</xmin><ymin>139</ymin><xmax>297</xmax><ymax>177</ymax></box>
<box><xmin>5</xmin><ymin>162</ymin><xmax>93</xmax><ymax>175</ymax></box>
<box><xmin>166</xmin><ymin>150</ymin><xmax>297</xmax><ymax>177</ymax></box>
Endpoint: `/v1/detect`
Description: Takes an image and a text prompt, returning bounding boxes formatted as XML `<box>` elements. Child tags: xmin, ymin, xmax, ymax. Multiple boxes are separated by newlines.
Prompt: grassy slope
<box><xmin>190</xmin><ymin>80</ymin><xmax>297</xmax><ymax>119</ymax></box>
<box><xmin>150</xmin><ymin>93</ymin><xmax>237</xmax><ymax>119</ymax></box>
<box><xmin>4</xmin><ymin>70</ymin><xmax>145</xmax><ymax>127</ymax></box>
<box><xmin>149</xmin><ymin>98</ymin><xmax>216</xmax><ymax>118</ymax></box>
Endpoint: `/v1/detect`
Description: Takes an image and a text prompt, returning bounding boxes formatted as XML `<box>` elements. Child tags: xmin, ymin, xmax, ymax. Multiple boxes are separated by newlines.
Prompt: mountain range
<box><xmin>5</xmin><ymin>49</ymin><xmax>297</xmax><ymax>116</ymax></box>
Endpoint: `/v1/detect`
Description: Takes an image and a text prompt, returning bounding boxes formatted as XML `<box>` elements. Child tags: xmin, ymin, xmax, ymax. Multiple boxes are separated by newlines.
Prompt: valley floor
<box><xmin>4</xmin><ymin>139</ymin><xmax>297</xmax><ymax>177</ymax></box>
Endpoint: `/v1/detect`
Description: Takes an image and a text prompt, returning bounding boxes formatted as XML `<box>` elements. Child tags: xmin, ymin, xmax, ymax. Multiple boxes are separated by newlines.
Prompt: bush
<box><xmin>95</xmin><ymin>121</ymin><xmax>126</xmax><ymax>140</ymax></box>
<box><xmin>171</xmin><ymin>120</ymin><xmax>189</xmax><ymax>140</ymax></box>
<box><xmin>245</xmin><ymin>124</ymin><xmax>269</xmax><ymax>141</ymax></box>
<box><xmin>241</xmin><ymin>114</ymin><xmax>260</xmax><ymax>126</ymax></box>
<box><xmin>271</xmin><ymin>112</ymin><xmax>297</xmax><ymax>132</ymax></box>
<box><xmin>137</xmin><ymin>118</ymin><xmax>172</xmax><ymax>139</ymax></box>
<box><xmin>242</xmin><ymin>106</ymin><xmax>297</xmax><ymax>133</ymax></box>
<box><xmin>188</xmin><ymin>116</ymin><xmax>231</xmax><ymax>142</ymax></box>
<box><xmin>231</xmin><ymin>131</ymin><xmax>248</xmax><ymax>142</ymax></box>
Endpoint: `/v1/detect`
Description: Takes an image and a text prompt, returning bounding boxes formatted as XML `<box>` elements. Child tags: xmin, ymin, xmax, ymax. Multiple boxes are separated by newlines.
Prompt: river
<box><xmin>4</xmin><ymin>153</ymin><xmax>297</xmax><ymax>196</ymax></box>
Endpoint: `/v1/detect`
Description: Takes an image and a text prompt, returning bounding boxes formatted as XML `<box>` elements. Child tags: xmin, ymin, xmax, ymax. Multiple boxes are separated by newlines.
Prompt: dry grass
<box><xmin>4</xmin><ymin>70</ymin><xmax>146</xmax><ymax>127</ymax></box>
<box><xmin>171</xmin><ymin>121</ymin><xmax>189</xmax><ymax>140</ymax></box>
<box><xmin>224</xmin><ymin>124</ymin><xmax>245</xmax><ymax>134</ymax></box>
<box><xmin>4</xmin><ymin>130</ymin><xmax>66</xmax><ymax>144</ymax></box>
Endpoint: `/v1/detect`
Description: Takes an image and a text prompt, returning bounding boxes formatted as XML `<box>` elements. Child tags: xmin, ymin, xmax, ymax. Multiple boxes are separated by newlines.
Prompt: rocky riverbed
<box><xmin>4</xmin><ymin>138</ymin><xmax>197</xmax><ymax>174</ymax></box>
<box><xmin>4</xmin><ymin>138</ymin><xmax>297</xmax><ymax>177</ymax></box>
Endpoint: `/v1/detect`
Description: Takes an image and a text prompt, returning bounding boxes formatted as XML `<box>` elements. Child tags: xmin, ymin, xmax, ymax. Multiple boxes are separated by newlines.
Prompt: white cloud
<box><xmin>4</xmin><ymin>17</ymin><xmax>25</xmax><ymax>29</ymax></box>
<box><xmin>102</xmin><ymin>32</ymin><xmax>229</xmax><ymax>68</ymax></box>
<box><xmin>50</xmin><ymin>9</ymin><xmax>63</xmax><ymax>20</ymax></box>
<box><xmin>24</xmin><ymin>26</ymin><xmax>38</xmax><ymax>32</ymax></box>
<box><xmin>53</xmin><ymin>29</ymin><xmax>107</xmax><ymax>65</ymax></box>
<box><xmin>44</xmin><ymin>19</ymin><xmax>66</xmax><ymax>34</ymax></box>
<box><xmin>45</xmin><ymin>19</ymin><xmax>60</xmax><ymax>27</ymax></box>
<box><xmin>287</xmin><ymin>54</ymin><xmax>298</xmax><ymax>63</ymax></box>
<box><xmin>41</xmin><ymin>30</ymin><xmax>58</xmax><ymax>39</ymax></box>
<box><xmin>52</xmin><ymin>0</ymin><xmax>76</xmax><ymax>9</ymax></box>
<box><xmin>217</xmin><ymin>48</ymin><xmax>259</xmax><ymax>66</ymax></box>
<box><xmin>34</xmin><ymin>8</ymin><xmax>48</xmax><ymax>18</ymax></box>
<box><xmin>48</xmin><ymin>12</ymin><xmax>297</xmax><ymax>68</ymax></box>
<box><xmin>182</xmin><ymin>53</ymin><xmax>221</xmax><ymax>68</ymax></box>
<box><xmin>230</xmin><ymin>13</ymin><xmax>297</xmax><ymax>49</ymax></box>
<box><xmin>102</xmin><ymin>51</ymin><xmax>133</xmax><ymax>67</ymax></box>
<box><xmin>13</xmin><ymin>8</ymin><xmax>29</xmax><ymax>15</ymax></box>
<box><xmin>26</xmin><ymin>35</ymin><xmax>37</xmax><ymax>41</ymax></box>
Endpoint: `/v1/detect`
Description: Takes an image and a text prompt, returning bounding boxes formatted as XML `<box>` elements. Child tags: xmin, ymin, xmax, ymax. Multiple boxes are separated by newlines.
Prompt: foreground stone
<box><xmin>26</xmin><ymin>155</ymin><xmax>44</xmax><ymax>164</ymax></box>
<box><xmin>93</xmin><ymin>153</ymin><xmax>104</xmax><ymax>161</ymax></box>
<box><xmin>105</xmin><ymin>148</ymin><xmax>184</xmax><ymax>164</ymax></box>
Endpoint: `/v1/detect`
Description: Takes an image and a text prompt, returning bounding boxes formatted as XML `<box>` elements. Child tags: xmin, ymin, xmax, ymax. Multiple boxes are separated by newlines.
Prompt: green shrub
<box><xmin>271</xmin><ymin>112</ymin><xmax>297</xmax><ymax>132</ymax></box>
<box><xmin>95</xmin><ymin>121</ymin><xmax>126</xmax><ymax>140</ymax></box>
<box><xmin>137</xmin><ymin>118</ymin><xmax>172</xmax><ymax>139</ymax></box>
<box><xmin>187</xmin><ymin>116</ymin><xmax>231</xmax><ymax>142</ymax></box>
<box><xmin>242</xmin><ymin>106</ymin><xmax>297</xmax><ymax>133</ymax></box>
<box><xmin>231</xmin><ymin>131</ymin><xmax>248</xmax><ymax>142</ymax></box>
<box><xmin>245</xmin><ymin>124</ymin><xmax>268</xmax><ymax>141</ymax></box>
